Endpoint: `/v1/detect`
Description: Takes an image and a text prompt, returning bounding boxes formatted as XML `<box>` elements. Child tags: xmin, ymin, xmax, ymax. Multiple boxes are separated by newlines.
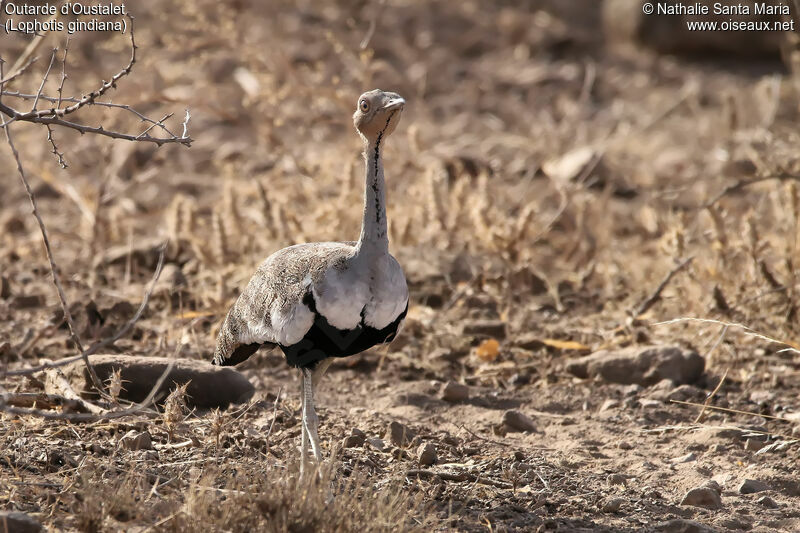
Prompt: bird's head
<box><xmin>353</xmin><ymin>89</ymin><xmax>405</xmax><ymax>144</ymax></box>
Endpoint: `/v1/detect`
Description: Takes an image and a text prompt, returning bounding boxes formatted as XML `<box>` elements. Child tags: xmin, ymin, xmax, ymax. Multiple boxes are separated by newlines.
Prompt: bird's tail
<box><xmin>212</xmin><ymin>311</ymin><xmax>236</xmax><ymax>366</ymax></box>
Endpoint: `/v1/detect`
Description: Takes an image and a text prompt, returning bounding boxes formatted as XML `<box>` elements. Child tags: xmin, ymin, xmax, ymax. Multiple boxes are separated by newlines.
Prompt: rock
<box><xmin>366</xmin><ymin>437</ymin><xmax>386</xmax><ymax>452</ymax></box>
<box><xmin>0</xmin><ymin>276</ymin><xmax>10</xmax><ymax>299</ymax></box>
<box><xmin>343</xmin><ymin>428</ymin><xmax>366</xmax><ymax>448</ymax></box>
<box><xmin>417</xmin><ymin>442</ymin><xmax>437</xmax><ymax>466</ymax></box>
<box><xmin>502</xmin><ymin>410</ymin><xmax>537</xmax><ymax>433</ymax></box>
<box><xmin>119</xmin><ymin>430</ymin><xmax>153</xmax><ymax>451</ymax></box>
<box><xmin>622</xmin><ymin>384</ymin><xmax>642</xmax><ymax>396</ymax></box>
<box><xmin>508</xmin><ymin>372</ymin><xmax>530</xmax><ymax>386</ymax></box>
<box><xmin>440</xmin><ymin>381</ymin><xmax>469</xmax><ymax>403</ymax></box>
<box><xmin>388</xmin><ymin>421</ymin><xmax>415</xmax><ymax>447</ymax></box>
<box><xmin>565</xmin><ymin>345</ymin><xmax>704</xmax><ymax>386</ymax></box>
<box><xmin>600</xmin><ymin>497</ymin><xmax>624</xmax><ymax>513</ymax></box>
<box><xmin>10</xmin><ymin>294</ymin><xmax>45</xmax><ymax>309</ymax></box>
<box><xmin>429</xmin><ymin>348</ymin><xmax>467</xmax><ymax>363</ymax></box>
<box><xmin>757</xmin><ymin>495</ymin><xmax>778</xmax><ymax>508</ymax></box>
<box><xmin>618</xmin><ymin>442</ymin><xmax>633</xmax><ymax>450</ymax></box>
<box><xmin>461</xmin><ymin>320</ymin><xmax>507</xmax><ymax>339</ymax></box>
<box><xmin>0</xmin><ymin>511</ymin><xmax>42</xmax><ymax>533</ymax></box>
<box><xmin>513</xmin><ymin>333</ymin><xmax>546</xmax><ymax>351</ymax></box>
<box><xmin>1</xmin><ymin>213</ymin><xmax>27</xmax><ymax>233</ymax></box>
<box><xmin>680</xmin><ymin>481</ymin><xmax>722</xmax><ymax>510</ymax></box>
<box><xmin>648</xmin><ymin>380</ymin><xmax>704</xmax><ymax>403</ymax></box>
<box><xmin>744</xmin><ymin>439</ymin><xmax>766</xmax><ymax>452</ymax></box>
<box><xmin>607</xmin><ymin>473</ymin><xmax>627</xmax><ymax>486</ymax></box>
<box><xmin>639</xmin><ymin>399</ymin><xmax>663</xmax><ymax>409</ymax></box>
<box><xmin>61</xmin><ymin>354</ymin><xmax>254</xmax><ymax>409</ymax></box>
<box><xmin>654</xmin><ymin>518</ymin><xmax>717</xmax><ymax>533</ymax></box>
<box><xmin>708</xmin><ymin>444</ymin><xmax>726</xmax><ymax>454</ymax></box>
<box><xmin>599</xmin><ymin>399</ymin><xmax>619</xmax><ymax>412</ymax></box>
<box><xmin>749</xmin><ymin>390</ymin><xmax>776</xmax><ymax>404</ymax></box>
<box><xmin>689</xmin><ymin>427</ymin><xmax>744</xmax><ymax>445</ymax></box>
<box><xmin>738</xmin><ymin>479</ymin><xmax>770</xmax><ymax>494</ymax></box>
<box><xmin>671</xmin><ymin>452</ymin><xmax>697</xmax><ymax>464</ymax></box>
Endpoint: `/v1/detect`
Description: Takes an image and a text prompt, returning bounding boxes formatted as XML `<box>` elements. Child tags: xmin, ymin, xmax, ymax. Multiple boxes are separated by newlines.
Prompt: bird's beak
<box><xmin>383</xmin><ymin>97</ymin><xmax>405</xmax><ymax>111</ymax></box>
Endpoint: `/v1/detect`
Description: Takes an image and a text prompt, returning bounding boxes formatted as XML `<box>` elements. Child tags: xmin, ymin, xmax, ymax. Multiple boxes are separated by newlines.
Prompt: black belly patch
<box><xmin>280</xmin><ymin>292</ymin><xmax>408</xmax><ymax>368</ymax></box>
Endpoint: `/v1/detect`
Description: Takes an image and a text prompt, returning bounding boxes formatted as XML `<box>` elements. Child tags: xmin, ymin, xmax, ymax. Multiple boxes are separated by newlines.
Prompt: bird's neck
<box><xmin>356</xmin><ymin>136</ymin><xmax>389</xmax><ymax>257</ymax></box>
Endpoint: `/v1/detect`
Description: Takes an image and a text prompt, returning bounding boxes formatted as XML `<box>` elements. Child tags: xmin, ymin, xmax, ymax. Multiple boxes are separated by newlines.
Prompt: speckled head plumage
<box><xmin>352</xmin><ymin>89</ymin><xmax>405</xmax><ymax>143</ymax></box>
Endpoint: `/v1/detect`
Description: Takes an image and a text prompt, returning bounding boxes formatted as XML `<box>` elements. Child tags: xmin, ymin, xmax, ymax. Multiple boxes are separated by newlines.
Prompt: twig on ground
<box><xmin>632</xmin><ymin>256</ymin><xmax>694</xmax><ymax>318</ymax></box>
<box><xmin>265</xmin><ymin>388</ymin><xmax>283</xmax><ymax>456</ymax></box>
<box><xmin>0</xmin><ymin>357</ymin><xmax>178</xmax><ymax>422</ymax></box>
<box><xmin>693</xmin><ymin>368</ymin><xmax>728</xmax><ymax>424</ymax></box>
<box><xmin>672</xmin><ymin>399</ymin><xmax>796</xmax><ymax>425</ymax></box>
<box><xmin>653</xmin><ymin>317</ymin><xmax>800</xmax><ymax>354</ymax></box>
<box><xmin>406</xmin><ymin>469</ymin><xmax>513</xmax><ymax>489</ymax></box>
<box><xmin>457</xmin><ymin>423</ymin><xmax>510</xmax><ymax>448</ymax></box>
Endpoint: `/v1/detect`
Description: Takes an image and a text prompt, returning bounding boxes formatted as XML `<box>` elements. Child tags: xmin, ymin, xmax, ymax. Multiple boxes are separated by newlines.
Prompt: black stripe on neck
<box><xmin>370</xmin><ymin>112</ymin><xmax>395</xmax><ymax>227</ymax></box>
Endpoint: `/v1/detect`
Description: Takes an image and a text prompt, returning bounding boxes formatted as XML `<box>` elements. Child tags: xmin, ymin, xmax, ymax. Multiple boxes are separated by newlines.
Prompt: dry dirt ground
<box><xmin>3</xmin><ymin>1</ymin><xmax>800</xmax><ymax>531</ymax></box>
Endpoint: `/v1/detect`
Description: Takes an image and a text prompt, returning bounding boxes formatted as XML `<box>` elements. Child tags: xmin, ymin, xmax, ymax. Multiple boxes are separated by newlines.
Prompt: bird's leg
<box><xmin>312</xmin><ymin>358</ymin><xmax>333</xmax><ymax>389</ymax></box>
<box><xmin>302</xmin><ymin>367</ymin><xmax>323</xmax><ymax>463</ymax></box>
<box><xmin>300</xmin><ymin>371</ymin><xmax>309</xmax><ymax>476</ymax></box>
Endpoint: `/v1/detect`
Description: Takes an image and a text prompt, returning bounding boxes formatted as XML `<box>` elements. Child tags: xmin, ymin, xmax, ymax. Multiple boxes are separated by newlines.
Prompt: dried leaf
<box><xmin>541</xmin><ymin>339</ymin><xmax>590</xmax><ymax>352</ymax></box>
<box><xmin>475</xmin><ymin>339</ymin><xmax>500</xmax><ymax>362</ymax></box>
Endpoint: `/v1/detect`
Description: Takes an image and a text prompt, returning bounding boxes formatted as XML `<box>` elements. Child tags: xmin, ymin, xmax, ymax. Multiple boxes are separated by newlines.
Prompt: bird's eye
<box><xmin>360</xmin><ymin>99</ymin><xmax>370</xmax><ymax>112</ymax></box>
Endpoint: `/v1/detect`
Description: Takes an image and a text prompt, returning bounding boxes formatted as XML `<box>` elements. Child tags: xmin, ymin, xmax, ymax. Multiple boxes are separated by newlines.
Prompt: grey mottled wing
<box><xmin>212</xmin><ymin>242</ymin><xmax>356</xmax><ymax>366</ymax></box>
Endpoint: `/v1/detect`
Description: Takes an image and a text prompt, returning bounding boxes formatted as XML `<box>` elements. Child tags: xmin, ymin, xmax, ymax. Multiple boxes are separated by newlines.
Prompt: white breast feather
<box><xmin>313</xmin><ymin>266</ymin><xmax>370</xmax><ymax>330</ymax></box>
<box><xmin>363</xmin><ymin>255</ymin><xmax>408</xmax><ymax>329</ymax></box>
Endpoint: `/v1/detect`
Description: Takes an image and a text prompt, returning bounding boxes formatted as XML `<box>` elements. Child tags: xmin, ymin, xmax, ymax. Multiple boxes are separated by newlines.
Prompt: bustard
<box><xmin>212</xmin><ymin>89</ymin><xmax>408</xmax><ymax>470</ymax></box>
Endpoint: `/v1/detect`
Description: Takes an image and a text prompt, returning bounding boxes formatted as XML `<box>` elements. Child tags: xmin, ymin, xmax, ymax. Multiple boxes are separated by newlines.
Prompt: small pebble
<box><xmin>607</xmin><ymin>473</ymin><xmax>627</xmax><ymax>486</ymax></box>
<box><xmin>0</xmin><ymin>511</ymin><xmax>42</xmax><ymax>533</ymax></box>
<box><xmin>599</xmin><ymin>399</ymin><xmax>619</xmax><ymax>412</ymax></box>
<box><xmin>440</xmin><ymin>381</ymin><xmax>469</xmax><ymax>403</ymax></box>
<box><xmin>461</xmin><ymin>319</ymin><xmax>506</xmax><ymax>339</ymax></box>
<box><xmin>757</xmin><ymin>496</ymin><xmax>778</xmax><ymax>508</ymax></box>
<box><xmin>366</xmin><ymin>437</ymin><xmax>386</xmax><ymax>452</ymax></box>
<box><xmin>680</xmin><ymin>481</ymin><xmax>722</xmax><ymax>510</ymax></box>
<box><xmin>343</xmin><ymin>428</ymin><xmax>366</xmax><ymax>448</ymax></box>
<box><xmin>118</xmin><ymin>430</ymin><xmax>153</xmax><ymax>451</ymax></box>
<box><xmin>601</xmin><ymin>497</ymin><xmax>624</xmax><ymax>513</ymax></box>
<box><xmin>417</xmin><ymin>442</ymin><xmax>437</xmax><ymax>466</ymax></box>
<box><xmin>744</xmin><ymin>439</ymin><xmax>766</xmax><ymax>452</ymax></box>
<box><xmin>671</xmin><ymin>452</ymin><xmax>696</xmax><ymax>464</ymax></box>
<box><xmin>738</xmin><ymin>479</ymin><xmax>770</xmax><ymax>494</ymax></box>
<box><xmin>388</xmin><ymin>421</ymin><xmax>415</xmax><ymax>447</ymax></box>
<box><xmin>0</xmin><ymin>276</ymin><xmax>10</xmax><ymax>299</ymax></box>
<box><xmin>502</xmin><ymin>410</ymin><xmax>537</xmax><ymax>432</ymax></box>
<box><xmin>638</xmin><ymin>399</ymin><xmax>662</xmax><ymax>409</ymax></box>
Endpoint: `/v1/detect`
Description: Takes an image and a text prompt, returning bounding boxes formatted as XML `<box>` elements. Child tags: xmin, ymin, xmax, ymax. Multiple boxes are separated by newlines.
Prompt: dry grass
<box><xmin>70</xmin><ymin>460</ymin><xmax>425</xmax><ymax>533</ymax></box>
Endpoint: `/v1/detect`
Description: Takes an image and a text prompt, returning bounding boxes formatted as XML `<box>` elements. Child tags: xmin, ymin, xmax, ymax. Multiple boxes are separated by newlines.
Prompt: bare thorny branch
<box><xmin>0</xmin><ymin>14</ymin><xmax>191</xmax><ymax>419</ymax></box>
